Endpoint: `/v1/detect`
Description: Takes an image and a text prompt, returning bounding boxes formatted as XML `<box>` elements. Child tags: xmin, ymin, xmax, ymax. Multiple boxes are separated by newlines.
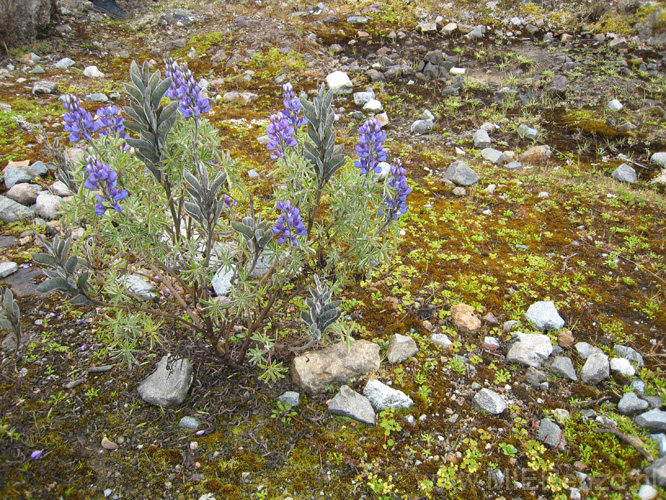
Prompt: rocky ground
<box><xmin>1</xmin><ymin>0</ymin><xmax>666</xmax><ymax>499</ymax></box>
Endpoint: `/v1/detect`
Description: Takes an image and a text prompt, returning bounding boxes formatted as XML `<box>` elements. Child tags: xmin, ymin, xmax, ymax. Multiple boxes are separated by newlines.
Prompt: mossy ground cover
<box><xmin>1</xmin><ymin>0</ymin><xmax>666</xmax><ymax>498</ymax></box>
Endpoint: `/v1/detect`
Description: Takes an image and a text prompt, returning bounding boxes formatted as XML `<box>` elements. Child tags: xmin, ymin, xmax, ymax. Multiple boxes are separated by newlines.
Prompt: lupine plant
<box><xmin>34</xmin><ymin>60</ymin><xmax>411</xmax><ymax>381</ymax></box>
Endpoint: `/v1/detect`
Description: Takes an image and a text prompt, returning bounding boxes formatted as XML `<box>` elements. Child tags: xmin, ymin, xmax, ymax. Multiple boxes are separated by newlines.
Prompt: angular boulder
<box><xmin>137</xmin><ymin>355</ymin><xmax>194</xmax><ymax>407</ymax></box>
<box><xmin>292</xmin><ymin>340</ymin><xmax>380</xmax><ymax>394</ymax></box>
<box><xmin>363</xmin><ymin>379</ymin><xmax>413</xmax><ymax>410</ymax></box>
<box><xmin>506</xmin><ymin>333</ymin><xmax>553</xmax><ymax>368</ymax></box>
<box><xmin>524</xmin><ymin>301</ymin><xmax>565</xmax><ymax>331</ymax></box>
<box><xmin>328</xmin><ymin>385</ymin><xmax>375</xmax><ymax>425</ymax></box>
<box><xmin>386</xmin><ymin>334</ymin><xmax>418</xmax><ymax>364</ymax></box>
<box><xmin>444</xmin><ymin>161</ymin><xmax>480</xmax><ymax>186</ymax></box>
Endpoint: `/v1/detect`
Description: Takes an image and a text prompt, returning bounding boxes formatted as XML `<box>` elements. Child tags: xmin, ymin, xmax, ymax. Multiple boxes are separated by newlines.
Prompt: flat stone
<box><xmin>525</xmin><ymin>301</ymin><xmax>565</xmax><ymax>331</ymax></box>
<box><xmin>353</xmin><ymin>90</ymin><xmax>375</xmax><ymax>106</ymax></box>
<box><xmin>649</xmin><ymin>434</ymin><xmax>666</xmax><ymax>457</ymax></box>
<box><xmin>506</xmin><ymin>333</ymin><xmax>553</xmax><ymax>368</ymax></box>
<box><xmin>611</xmin><ymin>163</ymin><xmax>637</xmax><ymax>183</ymax></box>
<box><xmin>607</xmin><ymin>99</ymin><xmax>623</xmax><ymax>112</ymax></box>
<box><xmin>644</xmin><ymin>455</ymin><xmax>666</xmax><ymax>488</ymax></box>
<box><xmin>0</xmin><ymin>195</ymin><xmax>35</xmax><ymax>223</ymax></box>
<box><xmin>518</xmin><ymin>145</ymin><xmax>551</xmax><ymax>165</ymax></box>
<box><xmin>6</xmin><ymin>183</ymin><xmax>40</xmax><ymax>205</ymax></box>
<box><xmin>49</xmin><ymin>180</ymin><xmax>73</xmax><ymax>197</ymax></box>
<box><xmin>481</xmin><ymin>148</ymin><xmax>506</xmax><ymax>164</ymax></box>
<box><xmin>35</xmin><ymin>193</ymin><xmax>62</xmax><ymax>220</ymax></box>
<box><xmin>292</xmin><ymin>340</ymin><xmax>380</xmax><ymax>394</ymax></box>
<box><xmin>119</xmin><ymin>274</ymin><xmax>157</xmax><ymax>299</ymax></box>
<box><xmin>328</xmin><ymin>385</ymin><xmax>375</xmax><ymax>425</ymax></box>
<box><xmin>410</xmin><ymin>119</ymin><xmax>433</xmax><ymax>135</ymax></box>
<box><xmin>363</xmin><ymin>99</ymin><xmax>383</xmax><ymax>113</ymax></box>
<box><xmin>450</xmin><ymin>303</ymin><xmax>481</xmax><ymax>333</ymax></box>
<box><xmin>137</xmin><ymin>355</ymin><xmax>194</xmax><ymax>407</ymax></box>
<box><xmin>547</xmin><ymin>74</ymin><xmax>568</xmax><ymax>96</ymax></box>
<box><xmin>363</xmin><ymin>379</ymin><xmax>413</xmax><ymax>410</ymax></box>
<box><xmin>452</xmin><ymin>186</ymin><xmax>466</xmax><ymax>197</ymax></box>
<box><xmin>326</xmin><ymin>71</ymin><xmax>353</xmax><ymax>95</ymax></box>
<box><xmin>85</xmin><ymin>93</ymin><xmax>109</xmax><ymax>102</ymax></box>
<box><xmin>0</xmin><ymin>262</ymin><xmax>19</xmax><ymax>279</ymax></box>
<box><xmin>550</xmin><ymin>356</ymin><xmax>578</xmax><ymax>381</ymax></box>
<box><xmin>518</xmin><ymin>124</ymin><xmax>539</xmax><ymax>140</ymax></box>
<box><xmin>444</xmin><ymin>161</ymin><xmax>480</xmax><ymax>186</ymax></box>
<box><xmin>83</xmin><ymin>65</ymin><xmax>105</xmax><ymax>78</ymax></box>
<box><xmin>430</xmin><ymin>333</ymin><xmax>452</xmax><ymax>349</ymax></box>
<box><xmin>473</xmin><ymin>129</ymin><xmax>491</xmax><ymax>149</ymax></box>
<box><xmin>580</xmin><ymin>352</ymin><xmax>610</xmax><ymax>385</ymax></box>
<box><xmin>32</xmin><ymin>81</ymin><xmax>58</xmax><ymax>95</ymax></box>
<box><xmin>55</xmin><ymin>57</ymin><xmax>76</xmax><ymax>69</ymax></box>
<box><xmin>610</xmin><ymin>357</ymin><xmax>636</xmax><ymax>376</ymax></box>
<box><xmin>386</xmin><ymin>334</ymin><xmax>418</xmax><ymax>363</ymax></box>
<box><xmin>278</xmin><ymin>391</ymin><xmax>300</xmax><ymax>407</ymax></box>
<box><xmin>4</xmin><ymin>166</ymin><xmax>37</xmax><ymax>189</ymax></box>
<box><xmin>538</xmin><ymin>418</ymin><xmax>565</xmax><ymax>449</ymax></box>
<box><xmin>636</xmin><ymin>409</ymin><xmax>666</xmax><ymax>433</ymax></box>
<box><xmin>472</xmin><ymin>388</ymin><xmax>507</xmax><ymax>414</ymax></box>
<box><xmin>618</xmin><ymin>393</ymin><xmax>649</xmax><ymax>415</ymax></box>
<box><xmin>179</xmin><ymin>416</ymin><xmax>201</xmax><ymax>430</ymax></box>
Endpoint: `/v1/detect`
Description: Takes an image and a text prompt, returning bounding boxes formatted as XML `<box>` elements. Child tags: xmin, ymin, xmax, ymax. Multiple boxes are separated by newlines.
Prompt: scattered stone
<box><xmin>650</xmin><ymin>434</ymin><xmax>666</xmax><ymax>457</ymax></box>
<box><xmin>610</xmin><ymin>357</ymin><xmax>636</xmax><ymax>376</ymax></box>
<box><xmin>633</xmin><ymin>380</ymin><xmax>647</xmax><ymax>396</ymax></box>
<box><xmin>473</xmin><ymin>129</ymin><xmax>491</xmax><ymax>149</ymax></box>
<box><xmin>387</xmin><ymin>334</ymin><xmax>418</xmax><ymax>363</ymax></box>
<box><xmin>650</xmin><ymin>152</ymin><xmax>666</xmax><ymax>167</ymax></box>
<box><xmin>518</xmin><ymin>124</ymin><xmax>538</xmax><ymax>140</ymax></box>
<box><xmin>49</xmin><ymin>181</ymin><xmax>72</xmax><ymax>197</ymax></box>
<box><xmin>443</xmin><ymin>22</ymin><xmax>458</xmax><ymax>34</ymax></box>
<box><xmin>552</xmin><ymin>408</ymin><xmax>570</xmax><ymax>423</ymax></box>
<box><xmin>4</xmin><ymin>166</ymin><xmax>37</xmax><ymax>189</ymax></box>
<box><xmin>353</xmin><ymin>90</ymin><xmax>375</xmax><ymax>106</ymax></box>
<box><xmin>636</xmin><ymin>409</ymin><xmax>666</xmax><ymax>433</ymax></box>
<box><xmin>607</xmin><ymin>99</ymin><xmax>624</xmax><ymax>112</ymax></box>
<box><xmin>504</xmin><ymin>161</ymin><xmax>523</xmax><ymax>170</ymax></box>
<box><xmin>375</xmin><ymin>113</ymin><xmax>390</xmax><ymax>127</ymax></box>
<box><xmin>444</xmin><ymin>161</ymin><xmax>480</xmax><ymax>186</ymax></box>
<box><xmin>558</xmin><ymin>330</ymin><xmax>574</xmax><ymax>349</ymax></box>
<box><xmin>449</xmin><ymin>67</ymin><xmax>466</xmax><ymax>75</ymax></box>
<box><xmin>430</xmin><ymin>333</ymin><xmax>452</xmax><ymax>349</ymax></box>
<box><xmin>34</xmin><ymin>194</ymin><xmax>61</xmax><ymax>220</ymax></box>
<box><xmin>618</xmin><ymin>393</ymin><xmax>649</xmax><ymax>415</ymax></box>
<box><xmin>526</xmin><ymin>366</ymin><xmax>548</xmax><ymax>386</ymax></box>
<box><xmin>644</xmin><ymin>455</ymin><xmax>666</xmax><ymax>488</ymax></box>
<box><xmin>638</xmin><ymin>484</ymin><xmax>659</xmax><ymax>500</ymax></box>
<box><xmin>466</xmin><ymin>25</ymin><xmax>485</xmax><ymax>39</ymax></box>
<box><xmin>482</xmin><ymin>312</ymin><xmax>499</xmax><ymax>326</ymax></box>
<box><xmin>547</xmin><ymin>74</ymin><xmax>568</xmax><ymax>96</ymax></box>
<box><xmin>575</xmin><ymin>342</ymin><xmax>602</xmax><ymax>360</ymax></box>
<box><xmin>6</xmin><ymin>183</ymin><xmax>40</xmax><ymax>205</ymax></box>
<box><xmin>503</xmin><ymin>320</ymin><xmax>517</xmax><ymax>333</ymax></box>
<box><xmin>417</xmin><ymin>21</ymin><xmax>438</xmax><ymax>33</ymax></box>
<box><xmin>363</xmin><ymin>379</ymin><xmax>414</xmax><ymax>410</ymax></box>
<box><xmin>137</xmin><ymin>355</ymin><xmax>194</xmax><ymax>407</ymax></box>
<box><xmin>292</xmin><ymin>340</ymin><xmax>380</xmax><ymax>394</ymax></box>
<box><xmin>614</xmin><ymin>345</ymin><xmax>644</xmax><ymax>366</ymax></box>
<box><xmin>410</xmin><ymin>118</ymin><xmax>433</xmax><ymax>135</ymax></box>
<box><xmin>580</xmin><ymin>352</ymin><xmax>610</xmax><ymax>385</ymax></box>
<box><xmin>326</xmin><ymin>71</ymin><xmax>353</xmax><ymax>95</ymax></box>
<box><xmin>30</xmin><ymin>65</ymin><xmax>45</xmax><ymax>75</ymax></box>
<box><xmin>472</xmin><ymin>388</ymin><xmax>507</xmax><ymax>414</ymax></box>
<box><xmin>525</xmin><ymin>301</ymin><xmax>565</xmax><ymax>331</ymax></box>
<box><xmin>609</xmin><ymin>36</ymin><xmax>628</xmax><ymax>50</ymax></box>
<box><xmin>278</xmin><ymin>391</ymin><xmax>300</xmax><ymax>407</ymax></box>
<box><xmin>450</xmin><ymin>303</ymin><xmax>481</xmax><ymax>333</ymax></box>
<box><xmin>101</xmin><ymin>436</ymin><xmax>118</xmax><ymax>450</ymax></box>
<box><xmin>119</xmin><ymin>274</ymin><xmax>157</xmax><ymax>300</ymax></box>
<box><xmin>550</xmin><ymin>356</ymin><xmax>578</xmax><ymax>381</ymax></box>
<box><xmin>55</xmin><ymin>57</ymin><xmax>76</xmax><ymax>69</ymax></box>
<box><xmin>611</xmin><ymin>163</ymin><xmax>637</xmax><ymax>183</ymax></box>
<box><xmin>483</xmin><ymin>336</ymin><xmax>501</xmax><ymax>351</ymax></box>
<box><xmin>328</xmin><ymin>385</ymin><xmax>375</xmax><ymax>425</ymax></box>
<box><xmin>83</xmin><ymin>65</ymin><xmax>105</xmax><ymax>78</ymax></box>
<box><xmin>347</xmin><ymin>15</ymin><xmax>368</xmax><ymax>24</ymax></box>
<box><xmin>179</xmin><ymin>416</ymin><xmax>201</xmax><ymax>430</ymax></box>
<box><xmin>481</xmin><ymin>148</ymin><xmax>506</xmax><ymax>164</ymax></box>
<box><xmin>506</xmin><ymin>333</ymin><xmax>553</xmax><ymax>368</ymax></box>
<box><xmin>538</xmin><ymin>418</ymin><xmax>565</xmax><ymax>449</ymax></box>
<box><xmin>363</xmin><ymin>99</ymin><xmax>383</xmax><ymax>113</ymax></box>
<box><xmin>211</xmin><ymin>266</ymin><xmax>234</xmax><ymax>296</ymax></box>
<box><xmin>0</xmin><ymin>195</ymin><xmax>35</xmax><ymax>223</ymax></box>
<box><xmin>518</xmin><ymin>145</ymin><xmax>552</xmax><ymax>165</ymax></box>
<box><xmin>0</xmin><ymin>262</ymin><xmax>19</xmax><ymax>279</ymax></box>
<box><xmin>86</xmin><ymin>93</ymin><xmax>109</xmax><ymax>103</ymax></box>
<box><xmin>32</xmin><ymin>81</ymin><xmax>58</xmax><ymax>95</ymax></box>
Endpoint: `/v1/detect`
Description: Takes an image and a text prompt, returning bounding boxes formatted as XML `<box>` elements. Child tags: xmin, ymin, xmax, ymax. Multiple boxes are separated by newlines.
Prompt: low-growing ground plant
<box><xmin>31</xmin><ymin>59</ymin><xmax>411</xmax><ymax>380</ymax></box>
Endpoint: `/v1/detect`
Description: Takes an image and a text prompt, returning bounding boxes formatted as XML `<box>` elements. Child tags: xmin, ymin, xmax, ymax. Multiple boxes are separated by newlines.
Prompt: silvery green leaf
<box><xmin>77</xmin><ymin>271</ymin><xmax>89</xmax><ymax>289</ymax></box>
<box><xmin>33</xmin><ymin>253</ymin><xmax>57</xmax><ymax>267</ymax></box>
<box><xmin>3</xmin><ymin>289</ymin><xmax>14</xmax><ymax>312</ymax></box>
<box><xmin>151</xmin><ymin>77</ymin><xmax>172</xmax><ymax>109</ymax></box>
<box><xmin>37</xmin><ymin>277</ymin><xmax>69</xmax><ymax>294</ymax></box>
<box><xmin>65</xmin><ymin>255</ymin><xmax>78</xmax><ymax>275</ymax></box>
<box><xmin>0</xmin><ymin>318</ymin><xmax>12</xmax><ymax>331</ymax></box>
<box><xmin>70</xmin><ymin>295</ymin><xmax>89</xmax><ymax>306</ymax></box>
<box><xmin>124</xmin><ymin>83</ymin><xmax>144</xmax><ymax>103</ymax></box>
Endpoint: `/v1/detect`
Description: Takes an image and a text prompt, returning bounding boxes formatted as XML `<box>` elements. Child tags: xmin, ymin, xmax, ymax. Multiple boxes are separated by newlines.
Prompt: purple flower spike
<box><xmin>266</xmin><ymin>111</ymin><xmax>297</xmax><ymax>160</ymax></box>
<box><xmin>31</xmin><ymin>450</ymin><xmax>43</xmax><ymax>460</ymax></box>
<box><xmin>164</xmin><ymin>59</ymin><xmax>210</xmax><ymax>119</ymax></box>
<box><xmin>63</xmin><ymin>95</ymin><xmax>99</xmax><ymax>143</ymax></box>
<box><xmin>84</xmin><ymin>155</ymin><xmax>128</xmax><ymax>215</ymax></box>
<box><xmin>354</xmin><ymin>118</ymin><xmax>386</xmax><ymax>176</ymax></box>
<box><xmin>95</xmin><ymin>105</ymin><xmax>129</xmax><ymax>139</ymax></box>
<box><xmin>281</xmin><ymin>83</ymin><xmax>307</xmax><ymax>129</ymax></box>
<box><xmin>380</xmin><ymin>159</ymin><xmax>411</xmax><ymax>220</ymax></box>
<box><xmin>272</xmin><ymin>200</ymin><xmax>307</xmax><ymax>246</ymax></box>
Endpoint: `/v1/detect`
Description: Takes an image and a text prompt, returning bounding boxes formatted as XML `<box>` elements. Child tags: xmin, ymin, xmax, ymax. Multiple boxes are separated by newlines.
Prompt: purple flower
<box><xmin>354</xmin><ymin>118</ymin><xmax>386</xmax><ymax>176</ymax></box>
<box><xmin>164</xmin><ymin>58</ymin><xmax>210</xmax><ymax>119</ymax></box>
<box><xmin>272</xmin><ymin>200</ymin><xmax>307</xmax><ymax>246</ymax></box>
<box><xmin>281</xmin><ymin>83</ymin><xmax>307</xmax><ymax>129</ymax></box>
<box><xmin>63</xmin><ymin>95</ymin><xmax>99</xmax><ymax>143</ymax></box>
<box><xmin>84</xmin><ymin>155</ymin><xmax>129</xmax><ymax>215</ymax></box>
<box><xmin>381</xmin><ymin>159</ymin><xmax>411</xmax><ymax>220</ymax></box>
<box><xmin>95</xmin><ymin>105</ymin><xmax>128</xmax><ymax>139</ymax></box>
<box><xmin>31</xmin><ymin>450</ymin><xmax>43</xmax><ymax>460</ymax></box>
<box><xmin>266</xmin><ymin>111</ymin><xmax>297</xmax><ymax>160</ymax></box>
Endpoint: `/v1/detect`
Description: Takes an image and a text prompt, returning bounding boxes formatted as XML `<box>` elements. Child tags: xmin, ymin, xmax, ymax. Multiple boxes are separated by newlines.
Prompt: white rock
<box><xmin>363</xmin><ymin>379</ymin><xmax>413</xmax><ymax>410</ymax></box>
<box><xmin>83</xmin><ymin>65</ymin><xmax>105</xmax><ymax>78</ymax></box>
<box><xmin>430</xmin><ymin>333</ymin><xmax>452</xmax><ymax>349</ymax></box>
<box><xmin>607</xmin><ymin>99</ymin><xmax>623</xmax><ymax>112</ymax></box>
<box><xmin>35</xmin><ymin>193</ymin><xmax>62</xmax><ymax>220</ymax></box>
<box><xmin>651</xmin><ymin>152</ymin><xmax>666</xmax><ymax>167</ymax></box>
<box><xmin>472</xmin><ymin>388</ymin><xmax>507</xmax><ymax>414</ymax></box>
<box><xmin>363</xmin><ymin>99</ymin><xmax>383</xmax><ymax>112</ymax></box>
<box><xmin>610</xmin><ymin>357</ymin><xmax>635</xmax><ymax>376</ymax></box>
<box><xmin>506</xmin><ymin>333</ymin><xmax>553</xmax><ymax>368</ymax></box>
<box><xmin>326</xmin><ymin>71</ymin><xmax>353</xmax><ymax>95</ymax></box>
<box><xmin>0</xmin><ymin>262</ymin><xmax>19</xmax><ymax>279</ymax></box>
<box><xmin>638</xmin><ymin>483</ymin><xmax>659</xmax><ymax>500</ymax></box>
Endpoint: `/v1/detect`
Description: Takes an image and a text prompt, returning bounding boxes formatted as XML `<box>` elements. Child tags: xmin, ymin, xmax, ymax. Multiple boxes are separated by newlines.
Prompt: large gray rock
<box><xmin>4</xmin><ymin>167</ymin><xmax>37</xmax><ymax>190</ymax></box>
<box><xmin>328</xmin><ymin>385</ymin><xmax>376</xmax><ymax>425</ymax></box>
<box><xmin>6</xmin><ymin>183</ymin><xmax>41</xmax><ymax>205</ymax></box>
<box><xmin>636</xmin><ymin>409</ymin><xmax>666</xmax><ymax>433</ymax></box>
<box><xmin>353</xmin><ymin>90</ymin><xmax>375</xmax><ymax>106</ymax></box>
<box><xmin>612</xmin><ymin>163</ymin><xmax>637</xmax><ymax>183</ymax></box>
<box><xmin>0</xmin><ymin>0</ymin><xmax>57</xmax><ymax>49</ymax></box>
<box><xmin>524</xmin><ymin>301</ymin><xmax>565</xmax><ymax>331</ymax></box>
<box><xmin>326</xmin><ymin>71</ymin><xmax>353</xmax><ymax>95</ymax></box>
<box><xmin>32</xmin><ymin>81</ymin><xmax>58</xmax><ymax>95</ymax></box>
<box><xmin>278</xmin><ymin>391</ymin><xmax>300</xmax><ymax>407</ymax></box>
<box><xmin>580</xmin><ymin>352</ymin><xmax>610</xmax><ymax>385</ymax></box>
<box><xmin>386</xmin><ymin>334</ymin><xmax>418</xmax><ymax>363</ymax></box>
<box><xmin>645</xmin><ymin>455</ymin><xmax>666</xmax><ymax>488</ymax></box>
<box><xmin>506</xmin><ymin>333</ymin><xmax>553</xmax><ymax>368</ymax></box>
<box><xmin>444</xmin><ymin>161</ymin><xmax>480</xmax><ymax>186</ymax></box>
<box><xmin>35</xmin><ymin>193</ymin><xmax>62</xmax><ymax>220</ymax></box>
<box><xmin>137</xmin><ymin>355</ymin><xmax>194</xmax><ymax>407</ymax></box>
<box><xmin>292</xmin><ymin>340</ymin><xmax>380</xmax><ymax>394</ymax></box>
<box><xmin>363</xmin><ymin>379</ymin><xmax>414</xmax><ymax>410</ymax></box>
<box><xmin>575</xmin><ymin>342</ymin><xmax>603</xmax><ymax>360</ymax></box>
<box><xmin>550</xmin><ymin>356</ymin><xmax>578</xmax><ymax>381</ymax></box>
<box><xmin>538</xmin><ymin>418</ymin><xmax>565</xmax><ymax>449</ymax></box>
<box><xmin>0</xmin><ymin>196</ymin><xmax>35</xmax><ymax>223</ymax></box>
<box><xmin>472</xmin><ymin>388</ymin><xmax>507</xmax><ymax>414</ymax></box>
<box><xmin>618</xmin><ymin>393</ymin><xmax>649</xmax><ymax>415</ymax></box>
<box><xmin>430</xmin><ymin>333</ymin><xmax>452</xmax><ymax>349</ymax></box>
<box><xmin>481</xmin><ymin>148</ymin><xmax>506</xmax><ymax>164</ymax></box>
